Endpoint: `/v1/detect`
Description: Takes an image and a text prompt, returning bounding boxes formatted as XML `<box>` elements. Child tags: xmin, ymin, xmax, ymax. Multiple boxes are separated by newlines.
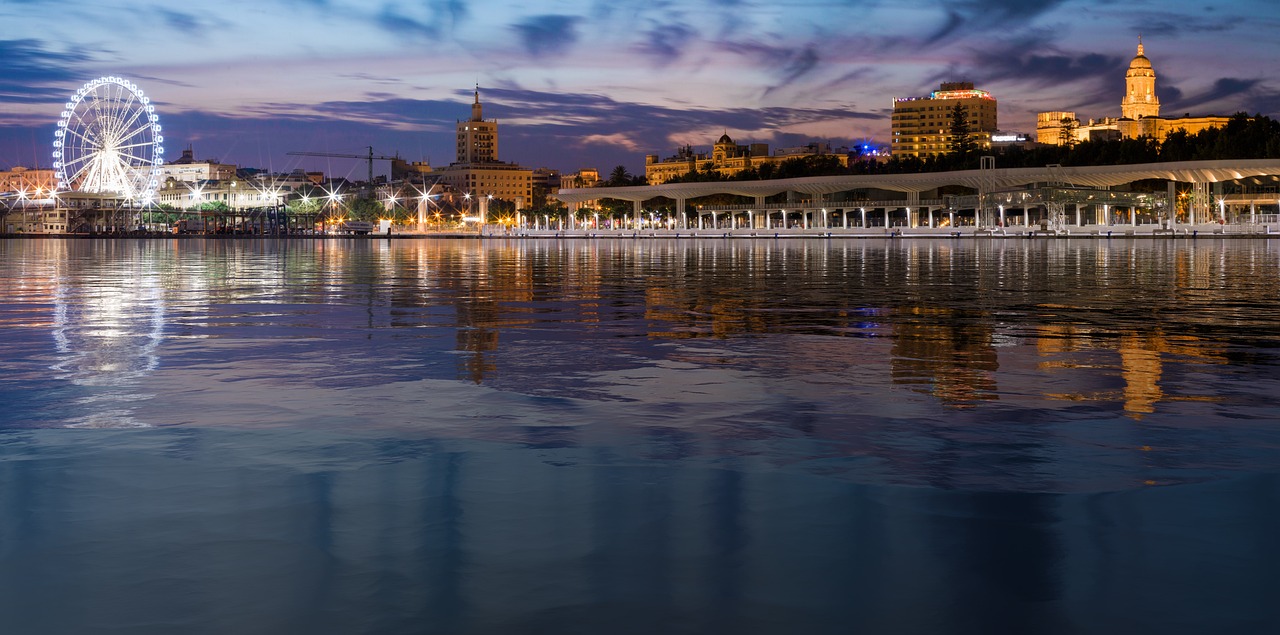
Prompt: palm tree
<box><xmin>608</xmin><ymin>165</ymin><xmax>632</xmax><ymax>186</ymax></box>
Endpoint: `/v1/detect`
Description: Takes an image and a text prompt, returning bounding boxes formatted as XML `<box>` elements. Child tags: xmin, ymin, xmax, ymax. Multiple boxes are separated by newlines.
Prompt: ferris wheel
<box><xmin>53</xmin><ymin>76</ymin><xmax>164</xmax><ymax>203</ymax></box>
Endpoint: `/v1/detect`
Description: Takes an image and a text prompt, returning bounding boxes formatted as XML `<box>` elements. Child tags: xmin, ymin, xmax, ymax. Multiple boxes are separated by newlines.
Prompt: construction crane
<box><xmin>286</xmin><ymin>146</ymin><xmax>400</xmax><ymax>184</ymax></box>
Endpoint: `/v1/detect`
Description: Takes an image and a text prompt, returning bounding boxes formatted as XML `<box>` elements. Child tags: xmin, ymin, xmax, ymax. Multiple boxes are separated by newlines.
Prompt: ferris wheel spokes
<box><xmin>54</xmin><ymin>76</ymin><xmax>163</xmax><ymax>201</ymax></box>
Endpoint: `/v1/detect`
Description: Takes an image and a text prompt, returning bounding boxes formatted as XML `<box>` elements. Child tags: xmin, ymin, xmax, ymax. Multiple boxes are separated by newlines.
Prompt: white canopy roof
<box><xmin>555</xmin><ymin>159</ymin><xmax>1280</xmax><ymax>203</ymax></box>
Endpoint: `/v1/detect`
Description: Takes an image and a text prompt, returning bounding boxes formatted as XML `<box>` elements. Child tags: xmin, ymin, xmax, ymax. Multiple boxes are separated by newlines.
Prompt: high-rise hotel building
<box><xmin>457</xmin><ymin>88</ymin><xmax>498</xmax><ymax>164</ymax></box>
<box><xmin>435</xmin><ymin>87</ymin><xmax>532</xmax><ymax>210</ymax></box>
<box><xmin>891</xmin><ymin>82</ymin><xmax>998</xmax><ymax>159</ymax></box>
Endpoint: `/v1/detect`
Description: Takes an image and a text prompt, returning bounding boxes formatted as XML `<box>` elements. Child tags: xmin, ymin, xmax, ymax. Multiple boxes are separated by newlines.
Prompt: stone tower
<box><xmin>1121</xmin><ymin>38</ymin><xmax>1160</xmax><ymax>120</ymax></box>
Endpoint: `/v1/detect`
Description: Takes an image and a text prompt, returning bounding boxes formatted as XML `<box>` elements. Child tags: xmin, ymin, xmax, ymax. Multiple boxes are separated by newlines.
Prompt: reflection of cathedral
<box><xmin>889</xmin><ymin>307</ymin><xmax>999</xmax><ymax>406</ymax></box>
<box><xmin>1037</xmin><ymin>39</ymin><xmax>1230</xmax><ymax>145</ymax></box>
<box><xmin>1036</xmin><ymin>325</ymin><xmax>1223</xmax><ymax>419</ymax></box>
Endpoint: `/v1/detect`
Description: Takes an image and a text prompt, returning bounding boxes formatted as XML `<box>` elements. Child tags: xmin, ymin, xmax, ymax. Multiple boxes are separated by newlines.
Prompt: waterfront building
<box><xmin>891</xmin><ymin>81</ymin><xmax>998</xmax><ymax>158</ymax></box>
<box><xmin>0</xmin><ymin>166</ymin><xmax>56</xmax><ymax>195</ymax></box>
<box><xmin>561</xmin><ymin>168</ymin><xmax>600</xmax><ymax>190</ymax></box>
<box><xmin>550</xmin><ymin>168</ymin><xmax>601</xmax><ymax>209</ymax></box>
<box><xmin>457</xmin><ymin>87</ymin><xmax>497</xmax><ymax>165</ymax></box>
<box><xmin>156</xmin><ymin>147</ymin><xmax>237</xmax><ymax>184</ymax></box>
<box><xmin>644</xmin><ymin>134</ymin><xmax>849</xmax><ymax>185</ymax></box>
<box><xmin>434</xmin><ymin>87</ymin><xmax>532</xmax><ymax>211</ymax></box>
<box><xmin>1118</xmin><ymin>114</ymin><xmax>1234</xmax><ymax>143</ymax></box>
<box><xmin>1039</xmin><ymin>40</ymin><xmax>1232</xmax><ymax>146</ymax></box>
<box><xmin>155</xmin><ymin>170</ymin><xmax>305</xmax><ymax>211</ymax></box>
<box><xmin>1036</xmin><ymin>112</ymin><xmax>1077</xmax><ymax>145</ymax></box>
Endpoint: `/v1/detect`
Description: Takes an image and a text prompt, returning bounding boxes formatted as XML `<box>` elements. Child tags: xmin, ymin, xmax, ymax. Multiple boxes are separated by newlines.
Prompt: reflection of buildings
<box><xmin>1036</xmin><ymin>324</ymin><xmax>1225</xmax><ymax>419</ymax></box>
<box><xmin>1038</xmin><ymin>40</ymin><xmax>1231</xmax><ymax>145</ymax></box>
<box><xmin>891</xmin><ymin>81</ymin><xmax>998</xmax><ymax>158</ymax></box>
<box><xmin>889</xmin><ymin>307</ymin><xmax>999</xmax><ymax>406</ymax></box>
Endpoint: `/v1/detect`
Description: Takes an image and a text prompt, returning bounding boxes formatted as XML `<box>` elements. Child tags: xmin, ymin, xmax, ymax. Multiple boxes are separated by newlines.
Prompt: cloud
<box><xmin>953</xmin><ymin>37</ymin><xmax>1127</xmax><ymax>88</ymax></box>
<box><xmin>1168</xmin><ymin>77</ymin><xmax>1261</xmax><ymax>111</ymax></box>
<box><xmin>927</xmin><ymin>0</ymin><xmax>1068</xmax><ymax>43</ymax></box>
<box><xmin>718</xmin><ymin>40</ymin><xmax>823</xmax><ymax>97</ymax></box>
<box><xmin>636</xmin><ymin>21</ymin><xmax>697</xmax><ymax>65</ymax></box>
<box><xmin>376</xmin><ymin>5</ymin><xmax>440</xmax><ymax>39</ymax></box>
<box><xmin>766</xmin><ymin>46</ymin><xmax>820</xmax><ymax>97</ymax></box>
<box><xmin>159</xmin><ymin>9</ymin><xmax>202</xmax><ymax>34</ymax></box>
<box><xmin>1136</xmin><ymin>15</ymin><xmax>1243</xmax><ymax>38</ymax></box>
<box><xmin>374</xmin><ymin>1</ymin><xmax>469</xmax><ymax>40</ymax></box>
<box><xmin>512</xmin><ymin>15</ymin><xmax>582</xmax><ymax>57</ymax></box>
<box><xmin>0</xmin><ymin>39</ymin><xmax>94</xmax><ymax>106</ymax></box>
<box><xmin>580</xmin><ymin>133</ymin><xmax>642</xmax><ymax>152</ymax></box>
<box><xmin>200</xmin><ymin>86</ymin><xmax>885</xmax><ymax>174</ymax></box>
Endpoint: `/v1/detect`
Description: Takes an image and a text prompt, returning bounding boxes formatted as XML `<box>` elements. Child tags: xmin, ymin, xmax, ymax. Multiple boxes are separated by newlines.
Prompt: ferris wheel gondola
<box><xmin>53</xmin><ymin>76</ymin><xmax>164</xmax><ymax>204</ymax></box>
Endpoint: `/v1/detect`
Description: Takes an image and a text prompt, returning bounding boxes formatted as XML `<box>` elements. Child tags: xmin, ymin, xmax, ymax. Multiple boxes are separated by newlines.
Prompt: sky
<box><xmin>2</xmin><ymin>0</ymin><xmax>1279</xmax><ymax>179</ymax></box>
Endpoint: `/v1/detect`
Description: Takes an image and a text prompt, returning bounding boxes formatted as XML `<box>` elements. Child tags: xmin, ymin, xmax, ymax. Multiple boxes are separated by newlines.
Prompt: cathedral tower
<box><xmin>1121</xmin><ymin>38</ymin><xmax>1160</xmax><ymax>120</ymax></box>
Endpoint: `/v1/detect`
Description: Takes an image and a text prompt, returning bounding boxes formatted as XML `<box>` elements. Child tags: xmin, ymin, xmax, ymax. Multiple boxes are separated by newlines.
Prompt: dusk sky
<box><xmin>2</xmin><ymin>0</ymin><xmax>1279</xmax><ymax>179</ymax></box>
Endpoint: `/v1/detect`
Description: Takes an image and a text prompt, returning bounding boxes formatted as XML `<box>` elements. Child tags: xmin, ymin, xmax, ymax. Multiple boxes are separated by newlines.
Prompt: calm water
<box><xmin>1</xmin><ymin>237</ymin><xmax>1278</xmax><ymax>634</ymax></box>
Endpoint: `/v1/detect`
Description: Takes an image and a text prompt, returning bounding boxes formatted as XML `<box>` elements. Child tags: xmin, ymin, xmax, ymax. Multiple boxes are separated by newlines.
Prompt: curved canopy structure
<box><xmin>556</xmin><ymin>159</ymin><xmax>1280</xmax><ymax>204</ymax></box>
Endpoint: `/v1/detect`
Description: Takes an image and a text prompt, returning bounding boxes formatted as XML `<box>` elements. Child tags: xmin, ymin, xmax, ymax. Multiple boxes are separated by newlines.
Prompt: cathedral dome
<box><xmin>716</xmin><ymin>133</ymin><xmax>734</xmax><ymax>144</ymax></box>
<box><xmin>1129</xmin><ymin>42</ymin><xmax>1152</xmax><ymax>70</ymax></box>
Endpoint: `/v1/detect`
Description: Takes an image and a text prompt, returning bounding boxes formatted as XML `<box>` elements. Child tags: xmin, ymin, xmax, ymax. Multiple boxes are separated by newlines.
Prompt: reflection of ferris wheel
<box><xmin>53</xmin><ymin>76</ymin><xmax>164</xmax><ymax>203</ymax></box>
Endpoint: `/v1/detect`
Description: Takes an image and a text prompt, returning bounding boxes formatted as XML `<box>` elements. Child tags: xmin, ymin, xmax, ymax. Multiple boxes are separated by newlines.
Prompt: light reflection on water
<box><xmin>4</xmin><ymin>237</ymin><xmax>1276</xmax><ymax>484</ymax></box>
<box><xmin>1</xmin><ymin>237</ymin><xmax>1278</xmax><ymax>633</ymax></box>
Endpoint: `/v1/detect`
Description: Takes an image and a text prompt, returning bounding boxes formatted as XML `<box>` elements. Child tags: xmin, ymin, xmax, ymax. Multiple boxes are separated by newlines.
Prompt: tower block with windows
<box><xmin>457</xmin><ymin>86</ymin><xmax>498</xmax><ymax>164</ymax></box>
<box><xmin>436</xmin><ymin>86</ymin><xmax>532</xmax><ymax>215</ymax></box>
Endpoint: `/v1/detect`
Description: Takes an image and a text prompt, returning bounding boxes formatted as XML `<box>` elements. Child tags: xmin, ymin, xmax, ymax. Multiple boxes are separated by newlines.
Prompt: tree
<box><xmin>196</xmin><ymin>201</ymin><xmax>229</xmax><ymax>213</ymax></box>
<box><xmin>607</xmin><ymin>165</ymin><xmax>632</xmax><ymax>186</ymax></box>
<box><xmin>1058</xmin><ymin>116</ymin><xmax>1079</xmax><ymax>148</ymax></box>
<box><xmin>947</xmin><ymin>103</ymin><xmax>976</xmax><ymax>160</ymax></box>
<box><xmin>346</xmin><ymin>197</ymin><xmax>385</xmax><ymax>222</ymax></box>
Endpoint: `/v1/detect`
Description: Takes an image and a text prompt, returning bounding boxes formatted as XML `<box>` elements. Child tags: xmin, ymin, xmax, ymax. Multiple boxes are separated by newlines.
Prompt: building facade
<box><xmin>644</xmin><ymin>134</ymin><xmax>848</xmax><ymax>185</ymax></box>
<box><xmin>156</xmin><ymin>147</ymin><xmax>237</xmax><ymax>184</ymax></box>
<box><xmin>435</xmin><ymin>88</ymin><xmax>532</xmax><ymax>210</ymax></box>
<box><xmin>456</xmin><ymin>87</ymin><xmax>498</xmax><ymax>165</ymax></box>
<box><xmin>0</xmin><ymin>166</ymin><xmax>56</xmax><ymax>195</ymax></box>
<box><xmin>1038</xmin><ymin>40</ymin><xmax>1232</xmax><ymax>146</ymax></box>
<box><xmin>1121</xmin><ymin>39</ymin><xmax>1160</xmax><ymax>120</ymax></box>
<box><xmin>891</xmin><ymin>82</ymin><xmax>998</xmax><ymax>158</ymax></box>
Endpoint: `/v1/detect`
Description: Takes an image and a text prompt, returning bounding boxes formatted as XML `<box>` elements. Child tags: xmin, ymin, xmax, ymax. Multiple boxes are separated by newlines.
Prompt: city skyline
<box><xmin>2</xmin><ymin>0</ymin><xmax>1279</xmax><ymax>179</ymax></box>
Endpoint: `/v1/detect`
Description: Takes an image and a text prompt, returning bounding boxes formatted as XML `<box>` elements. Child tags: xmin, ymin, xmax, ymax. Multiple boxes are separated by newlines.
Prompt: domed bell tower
<box><xmin>1122</xmin><ymin>37</ymin><xmax>1160</xmax><ymax>120</ymax></box>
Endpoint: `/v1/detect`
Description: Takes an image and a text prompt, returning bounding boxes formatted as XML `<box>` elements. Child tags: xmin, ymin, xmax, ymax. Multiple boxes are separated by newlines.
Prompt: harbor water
<box><xmin>1</xmin><ymin>237</ymin><xmax>1277</xmax><ymax>634</ymax></box>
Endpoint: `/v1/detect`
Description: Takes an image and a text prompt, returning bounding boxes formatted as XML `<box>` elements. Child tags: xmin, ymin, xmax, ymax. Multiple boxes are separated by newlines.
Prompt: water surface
<box><xmin>1</xmin><ymin>237</ymin><xmax>1277</xmax><ymax>634</ymax></box>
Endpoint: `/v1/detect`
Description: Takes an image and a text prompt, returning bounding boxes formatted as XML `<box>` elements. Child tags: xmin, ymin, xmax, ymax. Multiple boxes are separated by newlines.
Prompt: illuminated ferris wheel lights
<box><xmin>53</xmin><ymin>76</ymin><xmax>164</xmax><ymax>201</ymax></box>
